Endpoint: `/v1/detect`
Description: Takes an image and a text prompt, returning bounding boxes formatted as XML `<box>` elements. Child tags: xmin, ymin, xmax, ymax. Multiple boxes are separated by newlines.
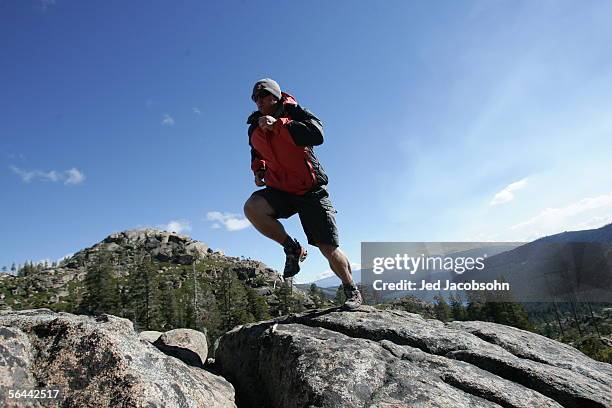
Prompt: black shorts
<box><xmin>251</xmin><ymin>185</ymin><xmax>340</xmax><ymax>247</ymax></box>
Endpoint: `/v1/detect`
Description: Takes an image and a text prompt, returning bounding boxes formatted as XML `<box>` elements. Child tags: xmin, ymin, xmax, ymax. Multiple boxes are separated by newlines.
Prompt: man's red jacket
<box><xmin>247</xmin><ymin>92</ymin><xmax>328</xmax><ymax>195</ymax></box>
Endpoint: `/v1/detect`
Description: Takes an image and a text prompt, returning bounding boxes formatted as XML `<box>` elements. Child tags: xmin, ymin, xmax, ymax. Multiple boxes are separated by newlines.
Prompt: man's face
<box><xmin>254</xmin><ymin>91</ymin><xmax>278</xmax><ymax>115</ymax></box>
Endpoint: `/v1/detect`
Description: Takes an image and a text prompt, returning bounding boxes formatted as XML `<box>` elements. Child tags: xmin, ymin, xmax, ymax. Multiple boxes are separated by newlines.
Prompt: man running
<box><xmin>243</xmin><ymin>78</ymin><xmax>362</xmax><ymax>310</ymax></box>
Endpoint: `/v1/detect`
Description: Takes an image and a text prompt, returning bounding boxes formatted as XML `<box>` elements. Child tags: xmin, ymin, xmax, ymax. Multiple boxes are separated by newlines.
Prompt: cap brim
<box><xmin>251</xmin><ymin>89</ymin><xmax>277</xmax><ymax>101</ymax></box>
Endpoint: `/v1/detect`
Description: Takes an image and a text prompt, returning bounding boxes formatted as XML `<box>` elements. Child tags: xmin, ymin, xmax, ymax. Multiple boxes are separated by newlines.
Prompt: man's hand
<box><xmin>258</xmin><ymin>115</ymin><xmax>277</xmax><ymax>131</ymax></box>
<box><xmin>254</xmin><ymin>169</ymin><xmax>266</xmax><ymax>186</ymax></box>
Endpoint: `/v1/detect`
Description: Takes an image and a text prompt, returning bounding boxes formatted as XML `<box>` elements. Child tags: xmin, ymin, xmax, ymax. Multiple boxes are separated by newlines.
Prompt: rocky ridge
<box><xmin>0</xmin><ymin>228</ymin><xmax>314</xmax><ymax>312</ymax></box>
<box><xmin>215</xmin><ymin>306</ymin><xmax>612</xmax><ymax>408</ymax></box>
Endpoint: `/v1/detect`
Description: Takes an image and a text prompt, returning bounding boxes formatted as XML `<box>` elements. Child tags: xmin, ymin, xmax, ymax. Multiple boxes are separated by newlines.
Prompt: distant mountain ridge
<box><xmin>308</xmin><ymin>269</ymin><xmax>362</xmax><ymax>288</ymax></box>
<box><xmin>457</xmin><ymin>223</ymin><xmax>612</xmax><ymax>303</ymax></box>
<box><xmin>306</xmin><ymin>224</ymin><xmax>612</xmax><ymax>300</ymax></box>
<box><xmin>535</xmin><ymin>222</ymin><xmax>612</xmax><ymax>243</ymax></box>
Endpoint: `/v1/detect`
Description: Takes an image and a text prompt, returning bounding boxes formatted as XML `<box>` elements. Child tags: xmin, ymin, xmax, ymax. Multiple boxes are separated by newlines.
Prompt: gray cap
<box><xmin>252</xmin><ymin>78</ymin><xmax>282</xmax><ymax>101</ymax></box>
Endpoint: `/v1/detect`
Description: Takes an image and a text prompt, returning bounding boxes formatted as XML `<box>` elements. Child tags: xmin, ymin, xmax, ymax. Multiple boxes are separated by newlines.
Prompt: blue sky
<box><xmin>2</xmin><ymin>0</ymin><xmax>612</xmax><ymax>282</ymax></box>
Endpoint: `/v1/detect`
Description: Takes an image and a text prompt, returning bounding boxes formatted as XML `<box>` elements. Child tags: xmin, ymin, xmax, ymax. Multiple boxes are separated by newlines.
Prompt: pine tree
<box><xmin>449</xmin><ymin>293</ymin><xmax>466</xmax><ymax>321</ymax></box>
<box><xmin>128</xmin><ymin>254</ymin><xmax>163</xmax><ymax>331</ymax></box>
<box><xmin>466</xmin><ymin>291</ymin><xmax>486</xmax><ymax>320</ymax></box>
<box><xmin>246</xmin><ymin>286</ymin><xmax>270</xmax><ymax>321</ymax></box>
<box><xmin>482</xmin><ymin>281</ymin><xmax>532</xmax><ymax>330</ymax></box>
<box><xmin>198</xmin><ymin>278</ymin><xmax>222</xmax><ymax>340</ymax></box>
<box><xmin>215</xmin><ymin>269</ymin><xmax>253</xmax><ymax>331</ymax></box>
<box><xmin>192</xmin><ymin>262</ymin><xmax>200</xmax><ymax>326</ymax></box>
<box><xmin>160</xmin><ymin>279</ymin><xmax>179</xmax><ymax>330</ymax></box>
<box><xmin>80</xmin><ymin>252</ymin><xmax>120</xmax><ymax>315</ymax></box>
<box><xmin>309</xmin><ymin>283</ymin><xmax>324</xmax><ymax>308</ymax></box>
<box><xmin>433</xmin><ymin>294</ymin><xmax>451</xmax><ymax>322</ymax></box>
<box><xmin>10</xmin><ymin>263</ymin><xmax>16</xmax><ymax>274</ymax></box>
<box><xmin>276</xmin><ymin>281</ymin><xmax>294</xmax><ymax>315</ymax></box>
<box><xmin>334</xmin><ymin>285</ymin><xmax>346</xmax><ymax>305</ymax></box>
<box><xmin>358</xmin><ymin>283</ymin><xmax>372</xmax><ymax>306</ymax></box>
<box><xmin>316</xmin><ymin>286</ymin><xmax>329</xmax><ymax>307</ymax></box>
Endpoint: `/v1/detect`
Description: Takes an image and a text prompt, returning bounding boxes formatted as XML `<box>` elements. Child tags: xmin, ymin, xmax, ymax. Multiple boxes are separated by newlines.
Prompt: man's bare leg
<box><xmin>317</xmin><ymin>244</ymin><xmax>353</xmax><ymax>285</ymax></box>
<box><xmin>318</xmin><ymin>243</ymin><xmax>362</xmax><ymax>309</ymax></box>
<box><xmin>243</xmin><ymin>195</ymin><xmax>288</xmax><ymax>244</ymax></box>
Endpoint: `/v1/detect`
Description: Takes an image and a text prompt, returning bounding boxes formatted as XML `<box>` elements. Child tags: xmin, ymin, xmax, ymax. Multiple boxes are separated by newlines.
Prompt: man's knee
<box><xmin>244</xmin><ymin>195</ymin><xmax>273</xmax><ymax>219</ymax></box>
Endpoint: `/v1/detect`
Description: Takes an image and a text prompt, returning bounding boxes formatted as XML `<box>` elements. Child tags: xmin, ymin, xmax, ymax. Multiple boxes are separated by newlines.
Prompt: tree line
<box><xmin>70</xmin><ymin>250</ymin><xmax>307</xmax><ymax>346</ymax></box>
<box><xmin>431</xmin><ymin>292</ymin><xmax>532</xmax><ymax>330</ymax></box>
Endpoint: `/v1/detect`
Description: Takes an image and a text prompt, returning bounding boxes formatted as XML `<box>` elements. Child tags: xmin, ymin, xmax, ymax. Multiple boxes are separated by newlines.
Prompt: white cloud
<box><xmin>206</xmin><ymin>211</ymin><xmax>251</xmax><ymax>231</ymax></box>
<box><xmin>7</xmin><ymin>153</ymin><xmax>25</xmax><ymax>160</ymax></box>
<box><xmin>65</xmin><ymin>168</ymin><xmax>86</xmax><ymax>185</ymax></box>
<box><xmin>162</xmin><ymin>114</ymin><xmax>175</xmax><ymax>126</ymax></box>
<box><xmin>10</xmin><ymin>166</ymin><xmax>85</xmax><ymax>185</ymax></box>
<box><xmin>193</xmin><ymin>107</ymin><xmax>202</xmax><ymax>115</ymax></box>
<box><xmin>38</xmin><ymin>0</ymin><xmax>55</xmax><ymax>11</ymax></box>
<box><xmin>509</xmin><ymin>193</ymin><xmax>612</xmax><ymax>240</ymax></box>
<box><xmin>490</xmin><ymin>178</ymin><xmax>528</xmax><ymax>206</ymax></box>
<box><xmin>162</xmin><ymin>220</ymin><xmax>192</xmax><ymax>234</ymax></box>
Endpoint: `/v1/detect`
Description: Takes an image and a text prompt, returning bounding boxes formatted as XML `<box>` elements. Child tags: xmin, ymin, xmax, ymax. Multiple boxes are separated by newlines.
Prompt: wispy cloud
<box><xmin>65</xmin><ymin>168</ymin><xmax>86</xmax><ymax>185</ymax></box>
<box><xmin>205</xmin><ymin>211</ymin><xmax>251</xmax><ymax>231</ymax></box>
<box><xmin>193</xmin><ymin>107</ymin><xmax>202</xmax><ymax>115</ymax></box>
<box><xmin>490</xmin><ymin>178</ymin><xmax>528</xmax><ymax>206</ymax></box>
<box><xmin>10</xmin><ymin>166</ymin><xmax>85</xmax><ymax>185</ymax></box>
<box><xmin>6</xmin><ymin>153</ymin><xmax>25</xmax><ymax>160</ymax></box>
<box><xmin>161</xmin><ymin>114</ymin><xmax>175</xmax><ymax>126</ymax></box>
<box><xmin>509</xmin><ymin>193</ymin><xmax>612</xmax><ymax>240</ymax></box>
<box><xmin>161</xmin><ymin>220</ymin><xmax>192</xmax><ymax>234</ymax></box>
<box><xmin>37</xmin><ymin>0</ymin><xmax>56</xmax><ymax>12</ymax></box>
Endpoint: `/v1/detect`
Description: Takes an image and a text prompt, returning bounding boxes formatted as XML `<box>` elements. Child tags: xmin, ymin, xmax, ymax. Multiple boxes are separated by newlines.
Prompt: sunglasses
<box><xmin>252</xmin><ymin>90</ymin><xmax>271</xmax><ymax>102</ymax></box>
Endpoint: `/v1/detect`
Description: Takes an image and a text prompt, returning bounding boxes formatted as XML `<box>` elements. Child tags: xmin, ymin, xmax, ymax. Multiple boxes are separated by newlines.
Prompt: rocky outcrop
<box><xmin>100</xmin><ymin>228</ymin><xmax>210</xmax><ymax>265</ymax></box>
<box><xmin>215</xmin><ymin>306</ymin><xmax>612</xmax><ymax>408</ymax></box>
<box><xmin>0</xmin><ymin>228</ymin><xmax>314</xmax><ymax>315</ymax></box>
<box><xmin>153</xmin><ymin>328</ymin><xmax>208</xmax><ymax>368</ymax></box>
<box><xmin>0</xmin><ymin>309</ymin><xmax>235</xmax><ymax>408</ymax></box>
<box><xmin>386</xmin><ymin>294</ymin><xmax>435</xmax><ymax>317</ymax></box>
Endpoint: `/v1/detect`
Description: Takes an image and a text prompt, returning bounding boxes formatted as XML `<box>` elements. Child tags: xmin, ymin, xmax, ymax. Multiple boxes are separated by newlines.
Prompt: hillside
<box><xmin>456</xmin><ymin>225</ymin><xmax>612</xmax><ymax>303</ymax></box>
<box><xmin>0</xmin><ymin>228</ymin><xmax>325</xmax><ymax>343</ymax></box>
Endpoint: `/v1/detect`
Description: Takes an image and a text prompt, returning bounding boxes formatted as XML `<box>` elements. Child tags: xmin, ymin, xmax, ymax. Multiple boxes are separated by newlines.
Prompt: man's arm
<box><xmin>248</xmin><ymin>123</ymin><xmax>266</xmax><ymax>172</ymax></box>
<box><xmin>285</xmin><ymin>105</ymin><xmax>324</xmax><ymax>147</ymax></box>
<box><xmin>248</xmin><ymin>124</ymin><xmax>266</xmax><ymax>186</ymax></box>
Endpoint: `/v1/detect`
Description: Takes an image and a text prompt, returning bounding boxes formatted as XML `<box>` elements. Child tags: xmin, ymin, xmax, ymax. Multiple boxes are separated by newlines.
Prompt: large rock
<box><xmin>139</xmin><ymin>330</ymin><xmax>162</xmax><ymax>343</ymax></box>
<box><xmin>0</xmin><ymin>326</ymin><xmax>38</xmax><ymax>395</ymax></box>
<box><xmin>153</xmin><ymin>328</ymin><xmax>208</xmax><ymax>368</ymax></box>
<box><xmin>0</xmin><ymin>309</ymin><xmax>235</xmax><ymax>408</ymax></box>
<box><xmin>215</xmin><ymin>306</ymin><xmax>612</xmax><ymax>408</ymax></box>
<box><xmin>103</xmin><ymin>228</ymin><xmax>210</xmax><ymax>264</ymax></box>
